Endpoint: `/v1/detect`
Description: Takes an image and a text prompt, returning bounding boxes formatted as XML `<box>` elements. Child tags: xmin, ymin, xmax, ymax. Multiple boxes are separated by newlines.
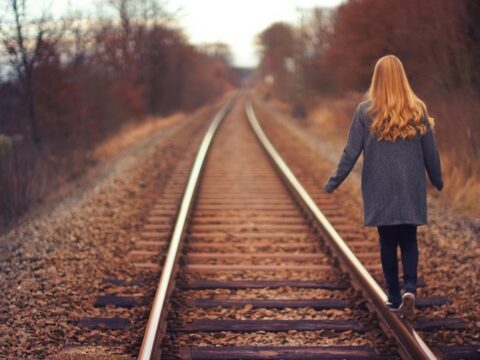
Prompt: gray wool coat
<box><xmin>324</xmin><ymin>100</ymin><xmax>443</xmax><ymax>227</ymax></box>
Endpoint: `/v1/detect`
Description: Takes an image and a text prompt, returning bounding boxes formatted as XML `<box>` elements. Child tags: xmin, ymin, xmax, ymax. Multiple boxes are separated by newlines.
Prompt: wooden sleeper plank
<box><xmin>77</xmin><ymin>317</ymin><xmax>130</xmax><ymax>330</ymax></box>
<box><xmin>184</xmin><ymin>264</ymin><xmax>332</xmax><ymax>272</ymax></box>
<box><xmin>176</xmin><ymin>345</ymin><xmax>392</xmax><ymax>359</ymax></box>
<box><xmin>180</xmin><ymin>280</ymin><xmax>348</xmax><ymax>290</ymax></box>
<box><xmin>94</xmin><ymin>295</ymin><xmax>137</xmax><ymax>308</ymax></box>
<box><xmin>184</xmin><ymin>253</ymin><xmax>324</xmax><ymax>260</ymax></box>
<box><xmin>102</xmin><ymin>278</ymin><xmax>143</xmax><ymax>287</ymax></box>
<box><xmin>416</xmin><ymin>296</ymin><xmax>451</xmax><ymax>308</ymax></box>
<box><xmin>184</xmin><ymin>298</ymin><xmax>349</xmax><ymax>309</ymax></box>
<box><xmin>170</xmin><ymin>319</ymin><xmax>366</xmax><ymax>333</ymax></box>
<box><xmin>436</xmin><ymin>345</ymin><xmax>480</xmax><ymax>360</ymax></box>
<box><xmin>414</xmin><ymin>317</ymin><xmax>467</xmax><ymax>331</ymax></box>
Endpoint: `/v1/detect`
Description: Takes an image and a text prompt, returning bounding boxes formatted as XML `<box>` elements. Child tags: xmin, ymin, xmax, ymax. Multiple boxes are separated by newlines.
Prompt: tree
<box><xmin>0</xmin><ymin>0</ymin><xmax>53</xmax><ymax>145</ymax></box>
<box><xmin>257</xmin><ymin>22</ymin><xmax>296</xmax><ymax>101</ymax></box>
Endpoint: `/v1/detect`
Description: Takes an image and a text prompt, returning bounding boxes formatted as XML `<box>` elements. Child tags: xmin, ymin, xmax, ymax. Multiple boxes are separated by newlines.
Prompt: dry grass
<box><xmin>93</xmin><ymin>113</ymin><xmax>185</xmax><ymax>161</ymax></box>
<box><xmin>0</xmin><ymin>112</ymin><xmax>186</xmax><ymax>229</ymax></box>
<box><xmin>440</xmin><ymin>155</ymin><xmax>480</xmax><ymax>215</ymax></box>
<box><xmin>305</xmin><ymin>93</ymin><xmax>360</xmax><ymax>146</ymax></box>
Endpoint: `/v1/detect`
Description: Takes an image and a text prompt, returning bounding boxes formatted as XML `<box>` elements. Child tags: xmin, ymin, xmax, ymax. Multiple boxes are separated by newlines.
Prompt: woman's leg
<box><xmin>378</xmin><ymin>225</ymin><xmax>401</xmax><ymax>305</ymax></box>
<box><xmin>398</xmin><ymin>224</ymin><xmax>418</xmax><ymax>294</ymax></box>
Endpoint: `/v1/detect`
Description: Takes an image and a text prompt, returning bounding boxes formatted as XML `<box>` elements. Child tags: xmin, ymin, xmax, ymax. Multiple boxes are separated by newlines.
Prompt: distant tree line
<box><xmin>258</xmin><ymin>0</ymin><xmax>480</xmax><ymax>99</ymax></box>
<box><xmin>0</xmin><ymin>0</ymin><xmax>237</xmax><ymax>227</ymax></box>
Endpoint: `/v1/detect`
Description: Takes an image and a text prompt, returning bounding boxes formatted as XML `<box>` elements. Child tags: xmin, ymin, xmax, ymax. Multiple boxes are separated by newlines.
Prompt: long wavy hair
<box><xmin>365</xmin><ymin>55</ymin><xmax>434</xmax><ymax>141</ymax></box>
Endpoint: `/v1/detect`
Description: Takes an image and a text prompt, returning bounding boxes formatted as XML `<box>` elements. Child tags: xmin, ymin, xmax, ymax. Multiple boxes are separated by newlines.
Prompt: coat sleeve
<box><xmin>324</xmin><ymin>105</ymin><xmax>364</xmax><ymax>193</ymax></box>
<box><xmin>421</xmin><ymin>119</ymin><xmax>443</xmax><ymax>190</ymax></box>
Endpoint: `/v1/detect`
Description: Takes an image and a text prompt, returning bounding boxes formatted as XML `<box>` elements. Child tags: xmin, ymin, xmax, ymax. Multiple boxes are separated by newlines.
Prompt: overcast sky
<box><xmin>30</xmin><ymin>0</ymin><xmax>344</xmax><ymax>67</ymax></box>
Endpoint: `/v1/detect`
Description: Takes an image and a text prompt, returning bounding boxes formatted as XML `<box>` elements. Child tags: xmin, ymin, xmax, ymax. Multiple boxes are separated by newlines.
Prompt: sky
<box><xmin>30</xmin><ymin>0</ymin><xmax>344</xmax><ymax>67</ymax></box>
<box><xmin>169</xmin><ymin>0</ymin><xmax>344</xmax><ymax>67</ymax></box>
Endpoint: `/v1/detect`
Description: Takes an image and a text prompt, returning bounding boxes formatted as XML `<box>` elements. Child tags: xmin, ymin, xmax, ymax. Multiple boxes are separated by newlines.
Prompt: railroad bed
<box><xmin>77</xmin><ymin>92</ymin><xmax>479</xmax><ymax>359</ymax></box>
<box><xmin>160</xmin><ymin>96</ymin><xmax>392</xmax><ymax>358</ymax></box>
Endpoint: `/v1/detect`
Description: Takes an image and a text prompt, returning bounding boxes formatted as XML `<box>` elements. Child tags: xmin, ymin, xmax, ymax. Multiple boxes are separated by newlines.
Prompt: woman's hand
<box><xmin>323</xmin><ymin>104</ymin><xmax>365</xmax><ymax>194</ymax></box>
<box><xmin>324</xmin><ymin>181</ymin><xmax>335</xmax><ymax>193</ymax></box>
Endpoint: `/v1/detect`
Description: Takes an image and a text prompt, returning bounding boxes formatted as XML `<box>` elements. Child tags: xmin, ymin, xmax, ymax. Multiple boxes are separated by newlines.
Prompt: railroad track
<box><xmin>131</xmin><ymin>92</ymin><xmax>477</xmax><ymax>359</ymax></box>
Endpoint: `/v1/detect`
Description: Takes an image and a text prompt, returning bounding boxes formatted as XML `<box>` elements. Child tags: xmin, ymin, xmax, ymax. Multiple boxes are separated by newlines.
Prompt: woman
<box><xmin>324</xmin><ymin>55</ymin><xmax>443</xmax><ymax>317</ymax></box>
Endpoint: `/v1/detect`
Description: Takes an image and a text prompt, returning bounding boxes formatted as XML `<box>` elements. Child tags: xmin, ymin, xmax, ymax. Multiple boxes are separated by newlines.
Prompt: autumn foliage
<box><xmin>0</xmin><ymin>0</ymin><xmax>236</xmax><ymax>227</ymax></box>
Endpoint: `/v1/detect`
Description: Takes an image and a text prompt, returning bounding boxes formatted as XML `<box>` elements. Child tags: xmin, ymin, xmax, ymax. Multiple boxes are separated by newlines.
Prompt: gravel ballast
<box><xmin>252</xmin><ymin>95</ymin><xmax>480</xmax><ymax>349</ymax></box>
<box><xmin>0</xmin><ymin>100</ymin><xmax>223</xmax><ymax>359</ymax></box>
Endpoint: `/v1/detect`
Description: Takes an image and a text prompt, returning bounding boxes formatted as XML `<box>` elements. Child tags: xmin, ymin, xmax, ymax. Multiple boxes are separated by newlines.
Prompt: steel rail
<box><xmin>138</xmin><ymin>96</ymin><xmax>236</xmax><ymax>360</ymax></box>
<box><xmin>245</xmin><ymin>100</ymin><xmax>437</xmax><ymax>360</ymax></box>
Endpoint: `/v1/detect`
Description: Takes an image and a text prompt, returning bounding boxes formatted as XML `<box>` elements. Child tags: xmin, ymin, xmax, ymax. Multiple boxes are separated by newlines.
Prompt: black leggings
<box><xmin>377</xmin><ymin>224</ymin><xmax>418</xmax><ymax>304</ymax></box>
